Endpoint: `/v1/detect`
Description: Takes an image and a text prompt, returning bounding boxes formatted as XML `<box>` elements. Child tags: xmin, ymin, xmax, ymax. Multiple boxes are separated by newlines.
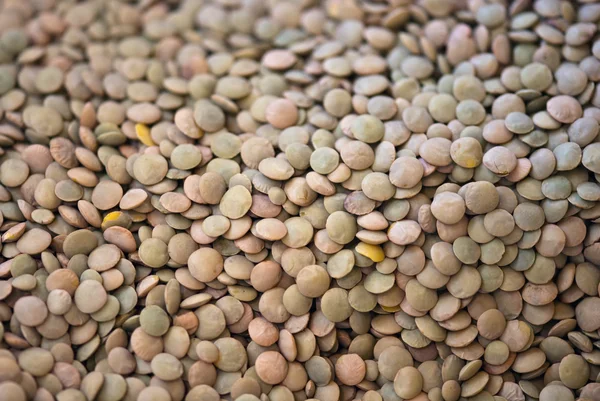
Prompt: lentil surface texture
<box><xmin>0</xmin><ymin>1</ymin><xmax>599</xmax><ymax>401</ymax></box>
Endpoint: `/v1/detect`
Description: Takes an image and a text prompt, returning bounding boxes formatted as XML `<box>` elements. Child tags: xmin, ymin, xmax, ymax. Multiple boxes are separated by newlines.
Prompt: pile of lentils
<box><xmin>3</xmin><ymin>0</ymin><xmax>600</xmax><ymax>401</ymax></box>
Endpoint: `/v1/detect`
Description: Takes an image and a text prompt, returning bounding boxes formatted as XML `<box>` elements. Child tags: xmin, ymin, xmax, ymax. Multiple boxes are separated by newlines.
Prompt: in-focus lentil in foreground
<box><xmin>1</xmin><ymin>0</ymin><xmax>600</xmax><ymax>400</ymax></box>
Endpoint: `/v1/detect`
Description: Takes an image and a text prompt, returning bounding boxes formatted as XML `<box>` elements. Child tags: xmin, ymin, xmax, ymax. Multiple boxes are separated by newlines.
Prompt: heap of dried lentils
<box><xmin>2</xmin><ymin>0</ymin><xmax>600</xmax><ymax>400</ymax></box>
